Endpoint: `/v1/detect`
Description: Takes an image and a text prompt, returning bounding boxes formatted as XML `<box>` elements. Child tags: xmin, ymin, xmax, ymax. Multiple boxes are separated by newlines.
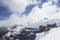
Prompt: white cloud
<box><xmin>1</xmin><ymin>0</ymin><xmax>29</xmax><ymax>14</ymax></box>
<box><xmin>0</xmin><ymin>0</ymin><xmax>41</xmax><ymax>26</ymax></box>
<box><xmin>27</xmin><ymin>0</ymin><xmax>60</xmax><ymax>23</ymax></box>
<box><xmin>0</xmin><ymin>14</ymin><xmax>29</xmax><ymax>27</ymax></box>
<box><xmin>48</xmin><ymin>0</ymin><xmax>59</xmax><ymax>4</ymax></box>
<box><xmin>1</xmin><ymin>0</ymin><xmax>40</xmax><ymax>14</ymax></box>
<box><xmin>0</xmin><ymin>0</ymin><xmax>60</xmax><ymax>27</ymax></box>
<box><xmin>0</xmin><ymin>0</ymin><xmax>32</xmax><ymax>26</ymax></box>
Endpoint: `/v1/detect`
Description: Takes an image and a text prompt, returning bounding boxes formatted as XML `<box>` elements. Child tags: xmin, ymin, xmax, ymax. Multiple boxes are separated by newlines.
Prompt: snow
<box><xmin>26</xmin><ymin>19</ymin><xmax>60</xmax><ymax>28</ymax></box>
<box><xmin>36</xmin><ymin>27</ymin><xmax>60</xmax><ymax>40</ymax></box>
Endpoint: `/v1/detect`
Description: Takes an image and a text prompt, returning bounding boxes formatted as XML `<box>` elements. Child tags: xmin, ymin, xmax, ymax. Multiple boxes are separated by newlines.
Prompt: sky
<box><xmin>0</xmin><ymin>5</ymin><xmax>11</xmax><ymax>20</ymax></box>
<box><xmin>0</xmin><ymin>0</ymin><xmax>60</xmax><ymax>40</ymax></box>
<box><xmin>0</xmin><ymin>0</ymin><xmax>60</xmax><ymax>26</ymax></box>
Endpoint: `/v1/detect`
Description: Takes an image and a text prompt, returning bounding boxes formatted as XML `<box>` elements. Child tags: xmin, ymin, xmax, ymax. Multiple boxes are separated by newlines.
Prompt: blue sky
<box><xmin>0</xmin><ymin>5</ymin><xmax>11</xmax><ymax>20</ymax></box>
<box><xmin>56</xmin><ymin>0</ymin><xmax>60</xmax><ymax>7</ymax></box>
<box><xmin>0</xmin><ymin>0</ymin><xmax>60</xmax><ymax>20</ymax></box>
<box><xmin>0</xmin><ymin>0</ymin><xmax>47</xmax><ymax>18</ymax></box>
<box><xmin>22</xmin><ymin>0</ymin><xmax>47</xmax><ymax>16</ymax></box>
<box><xmin>22</xmin><ymin>4</ymin><xmax>35</xmax><ymax>16</ymax></box>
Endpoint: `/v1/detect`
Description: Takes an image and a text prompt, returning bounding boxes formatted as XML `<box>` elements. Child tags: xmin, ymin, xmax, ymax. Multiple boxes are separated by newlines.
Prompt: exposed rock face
<box><xmin>0</xmin><ymin>27</ymin><xmax>8</xmax><ymax>37</ymax></box>
<box><xmin>0</xmin><ymin>19</ymin><xmax>60</xmax><ymax>40</ymax></box>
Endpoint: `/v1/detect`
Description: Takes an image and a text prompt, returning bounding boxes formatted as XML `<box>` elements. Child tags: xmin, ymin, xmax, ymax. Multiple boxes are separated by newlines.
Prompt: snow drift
<box><xmin>39</xmin><ymin>27</ymin><xmax>60</xmax><ymax>40</ymax></box>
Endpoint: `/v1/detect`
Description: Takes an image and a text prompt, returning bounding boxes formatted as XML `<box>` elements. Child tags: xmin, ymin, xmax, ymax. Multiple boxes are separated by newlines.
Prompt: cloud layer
<box><xmin>0</xmin><ymin>0</ymin><xmax>60</xmax><ymax>27</ymax></box>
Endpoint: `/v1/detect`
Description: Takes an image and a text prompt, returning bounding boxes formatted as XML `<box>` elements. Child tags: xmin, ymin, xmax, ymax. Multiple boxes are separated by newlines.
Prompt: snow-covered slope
<box><xmin>0</xmin><ymin>19</ymin><xmax>60</xmax><ymax>40</ymax></box>
<box><xmin>39</xmin><ymin>27</ymin><xmax>60</xmax><ymax>40</ymax></box>
<box><xmin>32</xmin><ymin>19</ymin><xmax>60</xmax><ymax>40</ymax></box>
